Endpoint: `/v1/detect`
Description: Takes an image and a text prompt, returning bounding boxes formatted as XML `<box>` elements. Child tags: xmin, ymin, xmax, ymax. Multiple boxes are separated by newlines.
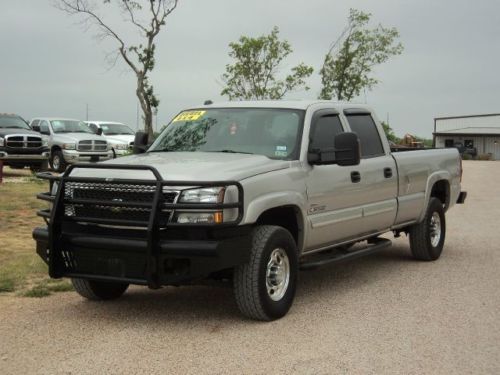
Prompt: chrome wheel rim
<box><xmin>429</xmin><ymin>212</ymin><xmax>442</xmax><ymax>247</ymax></box>
<box><xmin>266</xmin><ymin>248</ymin><xmax>290</xmax><ymax>301</ymax></box>
<box><xmin>52</xmin><ymin>155</ymin><xmax>60</xmax><ymax>170</ymax></box>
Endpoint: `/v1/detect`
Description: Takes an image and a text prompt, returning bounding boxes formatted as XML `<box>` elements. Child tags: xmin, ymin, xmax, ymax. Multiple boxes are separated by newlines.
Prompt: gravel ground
<box><xmin>0</xmin><ymin>161</ymin><xmax>499</xmax><ymax>374</ymax></box>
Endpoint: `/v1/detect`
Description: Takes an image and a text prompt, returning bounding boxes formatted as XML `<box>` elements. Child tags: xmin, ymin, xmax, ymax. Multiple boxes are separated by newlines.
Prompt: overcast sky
<box><xmin>1</xmin><ymin>0</ymin><xmax>499</xmax><ymax>137</ymax></box>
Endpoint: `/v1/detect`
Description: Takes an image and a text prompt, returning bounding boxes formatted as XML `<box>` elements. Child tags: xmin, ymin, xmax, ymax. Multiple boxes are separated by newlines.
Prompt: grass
<box><xmin>0</xmin><ymin>167</ymin><xmax>73</xmax><ymax>297</ymax></box>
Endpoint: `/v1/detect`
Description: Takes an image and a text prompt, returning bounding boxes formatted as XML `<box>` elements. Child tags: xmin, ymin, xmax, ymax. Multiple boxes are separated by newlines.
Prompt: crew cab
<box><xmin>32</xmin><ymin>101</ymin><xmax>466</xmax><ymax>321</ymax></box>
<box><xmin>0</xmin><ymin>113</ymin><xmax>49</xmax><ymax>170</ymax></box>
<box><xmin>30</xmin><ymin>118</ymin><xmax>113</xmax><ymax>172</ymax></box>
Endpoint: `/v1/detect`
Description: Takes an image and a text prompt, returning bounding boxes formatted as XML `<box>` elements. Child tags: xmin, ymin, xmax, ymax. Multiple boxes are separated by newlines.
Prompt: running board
<box><xmin>300</xmin><ymin>238</ymin><xmax>392</xmax><ymax>270</ymax></box>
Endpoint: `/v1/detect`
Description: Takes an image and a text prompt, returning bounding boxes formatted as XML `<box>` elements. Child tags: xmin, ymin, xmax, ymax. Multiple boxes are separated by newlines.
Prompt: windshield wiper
<box><xmin>206</xmin><ymin>149</ymin><xmax>254</xmax><ymax>155</ymax></box>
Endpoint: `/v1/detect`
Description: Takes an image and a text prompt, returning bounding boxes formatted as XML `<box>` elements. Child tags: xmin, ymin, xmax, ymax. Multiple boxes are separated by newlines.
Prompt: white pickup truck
<box><xmin>33</xmin><ymin>101</ymin><xmax>466</xmax><ymax>320</ymax></box>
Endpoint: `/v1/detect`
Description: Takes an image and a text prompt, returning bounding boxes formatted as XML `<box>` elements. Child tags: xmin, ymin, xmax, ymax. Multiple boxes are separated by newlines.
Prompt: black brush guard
<box><xmin>33</xmin><ymin>164</ymin><xmax>246</xmax><ymax>289</ymax></box>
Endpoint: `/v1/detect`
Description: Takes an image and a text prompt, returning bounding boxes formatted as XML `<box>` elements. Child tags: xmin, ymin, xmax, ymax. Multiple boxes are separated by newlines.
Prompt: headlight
<box><xmin>112</xmin><ymin>143</ymin><xmax>128</xmax><ymax>150</ymax></box>
<box><xmin>174</xmin><ymin>211</ymin><xmax>223</xmax><ymax>224</ymax></box>
<box><xmin>0</xmin><ymin>137</ymin><xmax>4</xmax><ymax>147</ymax></box>
<box><xmin>179</xmin><ymin>187</ymin><xmax>225</xmax><ymax>203</ymax></box>
<box><xmin>62</xmin><ymin>143</ymin><xmax>76</xmax><ymax>150</ymax></box>
<box><xmin>42</xmin><ymin>139</ymin><xmax>48</xmax><ymax>147</ymax></box>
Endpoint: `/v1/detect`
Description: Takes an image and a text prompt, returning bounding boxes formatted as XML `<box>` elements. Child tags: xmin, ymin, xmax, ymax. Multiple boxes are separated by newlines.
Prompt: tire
<box><xmin>233</xmin><ymin>225</ymin><xmax>298</xmax><ymax>321</ymax></box>
<box><xmin>71</xmin><ymin>278</ymin><xmax>129</xmax><ymax>301</ymax></box>
<box><xmin>409</xmin><ymin>197</ymin><xmax>446</xmax><ymax>261</ymax></box>
<box><xmin>50</xmin><ymin>150</ymin><xmax>67</xmax><ymax>173</ymax></box>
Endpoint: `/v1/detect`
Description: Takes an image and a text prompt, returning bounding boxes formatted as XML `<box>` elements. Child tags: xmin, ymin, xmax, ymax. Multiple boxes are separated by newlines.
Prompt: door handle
<box><xmin>351</xmin><ymin>171</ymin><xmax>361</xmax><ymax>183</ymax></box>
<box><xmin>384</xmin><ymin>168</ymin><xmax>393</xmax><ymax>178</ymax></box>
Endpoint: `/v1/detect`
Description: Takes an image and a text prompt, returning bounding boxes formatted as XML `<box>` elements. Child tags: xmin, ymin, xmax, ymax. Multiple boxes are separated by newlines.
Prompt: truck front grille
<box><xmin>77</xmin><ymin>140</ymin><xmax>108</xmax><ymax>152</ymax></box>
<box><xmin>5</xmin><ymin>135</ymin><xmax>42</xmax><ymax>148</ymax></box>
<box><xmin>63</xmin><ymin>182</ymin><xmax>179</xmax><ymax>226</ymax></box>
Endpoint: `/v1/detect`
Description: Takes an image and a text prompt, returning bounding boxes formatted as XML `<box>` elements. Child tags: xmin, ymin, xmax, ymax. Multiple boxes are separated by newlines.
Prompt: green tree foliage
<box><xmin>55</xmin><ymin>0</ymin><xmax>179</xmax><ymax>141</ymax></box>
<box><xmin>319</xmin><ymin>9</ymin><xmax>403</xmax><ymax>101</ymax></box>
<box><xmin>381</xmin><ymin>121</ymin><xmax>400</xmax><ymax>144</ymax></box>
<box><xmin>221</xmin><ymin>27</ymin><xmax>314</xmax><ymax>100</ymax></box>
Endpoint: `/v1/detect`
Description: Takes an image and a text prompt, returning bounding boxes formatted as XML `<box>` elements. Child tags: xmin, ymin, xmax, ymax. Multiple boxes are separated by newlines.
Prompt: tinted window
<box><xmin>309</xmin><ymin>115</ymin><xmax>343</xmax><ymax>150</ymax></box>
<box><xmin>0</xmin><ymin>115</ymin><xmax>30</xmax><ymax>130</ymax></box>
<box><xmin>40</xmin><ymin>121</ymin><xmax>50</xmax><ymax>135</ymax></box>
<box><xmin>149</xmin><ymin>108</ymin><xmax>304</xmax><ymax>160</ymax></box>
<box><xmin>31</xmin><ymin>120</ymin><xmax>40</xmax><ymax>128</ymax></box>
<box><xmin>345</xmin><ymin>114</ymin><xmax>384</xmax><ymax>157</ymax></box>
<box><xmin>444</xmin><ymin>139</ymin><xmax>454</xmax><ymax>147</ymax></box>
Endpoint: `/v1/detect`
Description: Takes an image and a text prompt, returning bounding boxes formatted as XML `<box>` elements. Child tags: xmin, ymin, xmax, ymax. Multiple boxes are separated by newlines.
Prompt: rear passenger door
<box><xmin>343</xmin><ymin>109</ymin><xmax>398</xmax><ymax>235</ymax></box>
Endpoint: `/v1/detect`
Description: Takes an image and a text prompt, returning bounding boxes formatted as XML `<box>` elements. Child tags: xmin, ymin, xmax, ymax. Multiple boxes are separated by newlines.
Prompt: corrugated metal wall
<box><xmin>436</xmin><ymin>115</ymin><xmax>500</xmax><ymax>132</ymax></box>
<box><xmin>435</xmin><ymin>135</ymin><xmax>500</xmax><ymax>160</ymax></box>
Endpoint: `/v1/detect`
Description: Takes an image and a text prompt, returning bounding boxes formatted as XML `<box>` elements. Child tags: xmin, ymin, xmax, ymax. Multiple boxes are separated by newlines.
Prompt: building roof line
<box><xmin>435</xmin><ymin>113</ymin><xmax>500</xmax><ymax>121</ymax></box>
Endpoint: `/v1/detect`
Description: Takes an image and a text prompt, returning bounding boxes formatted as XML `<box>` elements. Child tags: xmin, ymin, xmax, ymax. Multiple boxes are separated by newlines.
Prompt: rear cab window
<box><xmin>344</xmin><ymin>111</ymin><xmax>385</xmax><ymax>158</ymax></box>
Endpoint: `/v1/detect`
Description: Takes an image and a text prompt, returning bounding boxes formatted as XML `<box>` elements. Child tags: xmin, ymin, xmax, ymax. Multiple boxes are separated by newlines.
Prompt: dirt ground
<box><xmin>0</xmin><ymin>161</ymin><xmax>499</xmax><ymax>374</ymax></box>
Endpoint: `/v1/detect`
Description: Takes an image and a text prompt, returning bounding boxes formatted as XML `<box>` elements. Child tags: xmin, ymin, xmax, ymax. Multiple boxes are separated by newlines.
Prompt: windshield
<box><xmin>0</xmin><ymin>115</ymin><xmax>31</xmax><ymax>130</ymax></box>
<box><xmin>149</xmin><ymin>108</ymin><xmax>304</xmax><ymax>160</ymax></box>
<box><xmin>100</xmin><ymin>123</ymin><xmax>135</xmax><ymax>135</ymax></box>
<box><xmin>51</xmin><ymin>120</ymin><xmax>93</xmax><ymax>134</ymax></box>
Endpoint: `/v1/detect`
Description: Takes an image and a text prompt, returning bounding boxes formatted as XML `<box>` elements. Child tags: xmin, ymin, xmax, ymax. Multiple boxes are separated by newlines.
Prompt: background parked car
<box><xmin>84</xmin><ymin>121</ymin><xmax>135</xmax><ymax>157</ymax></box>
<box><xmin>30</xmin><ymin>118</ymin><xmax>113</xmax><ymax>172</ymax></box>
<box><xmin>0</xmin><ymin>113</ymin><xmax>49</xmax><ymax>170</ymax></box>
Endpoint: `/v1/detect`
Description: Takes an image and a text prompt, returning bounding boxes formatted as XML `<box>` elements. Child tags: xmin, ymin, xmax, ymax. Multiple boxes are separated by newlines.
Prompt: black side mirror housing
<box><xmin>31</xmin><ymin>125</ymin><xmax>40</xmax><ymax>132</ymax></box>
<box><xmin>96</xmin><ymin>128</ymin><xmax>103</xmax><ymax>136</ymax></box>
<box><xmin>334</xmin><ymin>132</ymin><xmax>361</xmax><ymax>166</ymax></box>
<box><xmin>133</xmin><ymin>131</ymin><xmax>149</xmax><ymax>154</ymax></box>
<box><xmin>308</xmin><ymin>132</ymin><xmax>361</xmax><ymax>166</ymax></box>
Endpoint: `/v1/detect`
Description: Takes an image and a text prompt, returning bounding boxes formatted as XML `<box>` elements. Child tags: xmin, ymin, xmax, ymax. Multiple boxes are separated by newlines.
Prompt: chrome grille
<box><xmin>5</xmin><ymin>135</ymin><xmax>42</xmax><ymax>148</ymax></box>
<box><xmin>77</xmin><ymin>140</ymin><xmax>108</xmax><ymax>152</ymax></box>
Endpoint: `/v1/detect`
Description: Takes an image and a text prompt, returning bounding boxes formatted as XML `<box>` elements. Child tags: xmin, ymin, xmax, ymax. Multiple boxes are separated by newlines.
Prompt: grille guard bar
<box><xmin>35</xmin><ymin>163</ymin><xmax>244</xmax><ymax>288</ymax></box>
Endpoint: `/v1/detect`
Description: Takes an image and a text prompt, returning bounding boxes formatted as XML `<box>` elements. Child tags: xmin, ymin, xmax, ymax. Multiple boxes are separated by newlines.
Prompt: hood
<box><xmin>104</xmin><ymin>134</ymin><xmax>134</xmax><ymax>144</ymax></box>
<box><xmin>54</xmin><ymin>133</ymin><xmax>107</xmax><ymax>142</ymax></box>
<box><xmin>70</xmin><ymin>152</ymin><xmax>290</xmax><ymax>181</ymax></box>
<box><xmin>0</xmin><ymin>128</ymin><xmax>41</xmax><ymax>138</ymax></box>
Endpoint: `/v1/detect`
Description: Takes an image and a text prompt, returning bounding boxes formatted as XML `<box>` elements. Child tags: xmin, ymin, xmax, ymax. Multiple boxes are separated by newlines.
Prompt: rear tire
<box><xmin>71</xmin><ymin>278</ymin><xmax>129</xmax><ymax>300</ymax></box>
<box><xmin>409</xmin><ymin>198</ymin><xmax>446</xmax><ymax>261</ymax></box>
<box><xmin>233</xmin><ymin>225</ymin><xmax>298</xmax><ymax>321</ymax></box>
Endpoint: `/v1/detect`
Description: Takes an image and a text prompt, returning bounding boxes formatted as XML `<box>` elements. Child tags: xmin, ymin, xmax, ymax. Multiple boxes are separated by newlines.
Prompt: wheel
<box><xmin>233</xmin><ymin>225</ymin><xmax>298</xmax><ymax>321</ymax></box>
<box><xmin>50</xmin><ymin>150</ymin><xmax>67</xmax><ymax>173</ymax></box>
<box><xmin>409</xmin><ymin>197</ymin><xmax>446</xmax><ymax>261</ymax></box>
<box><xmin>71</xmin><ymin>278</ymin><xmax>129</xmax><ymax>300</ymax></box>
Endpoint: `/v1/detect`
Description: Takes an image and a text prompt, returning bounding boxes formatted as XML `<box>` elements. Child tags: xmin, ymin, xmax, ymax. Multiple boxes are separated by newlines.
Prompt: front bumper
<box><xmin>0</xmin><ymin>150</ymin><xmax>49</xmax><ymax>162</ymax></box>
<box><xmin>33</xmin><ymin>225</ymin><xmax>250</xmax><ymax>286</ymax></box>
<box><xmin>33</xmin><ymin>163</ymin><xmax>245</xmax><ymax>288</ymax></box>
<box><xmin>62</xmin><ymin>150</ymin><xmax>113</xmax><ymax>164</ymax></box>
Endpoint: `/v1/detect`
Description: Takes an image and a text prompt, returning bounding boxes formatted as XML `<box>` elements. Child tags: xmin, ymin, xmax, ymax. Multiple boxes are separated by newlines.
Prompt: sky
<box><xmin>1</xmin><ymin>0</ymin><xmax>499</xmax><ymax>138</ymax></box>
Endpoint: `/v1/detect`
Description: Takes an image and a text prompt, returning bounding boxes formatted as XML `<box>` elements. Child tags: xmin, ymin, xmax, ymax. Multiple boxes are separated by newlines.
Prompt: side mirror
<box><xmin>31</xmin><ymin>124</ymin><xmax>40</xmax><ymax>132</ymax></box>
<box><xmin>133</xmin><ymin>131</ymin><xmax>149</xmax><ymax>154</ymax></box>
<box><xmin>96</xmin><ymin>128</ymin><xmax>103</xmax><ymax>136</ymax></box>
<box><xmin>307</xmin><ymin>132</ymin><xmax>361</xmax><ymax>166</ymax></box>
<box><xmin>334</xmin><ymin>132</ymin><xmax>361</xmax><ymax>166</ymax></box>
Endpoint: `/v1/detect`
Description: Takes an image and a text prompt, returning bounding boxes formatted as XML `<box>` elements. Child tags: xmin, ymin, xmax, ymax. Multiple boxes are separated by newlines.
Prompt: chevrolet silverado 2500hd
<box><xmin>33</xmin><ymin>101</ymin><xmax>466</xmax><ymax>321</ymax></box>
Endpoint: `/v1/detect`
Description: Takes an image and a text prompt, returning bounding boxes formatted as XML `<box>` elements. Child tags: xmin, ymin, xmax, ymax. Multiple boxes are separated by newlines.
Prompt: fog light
<box><xmin>175</xmin><ymin>211</ymin><xmax>223</xmax><ymax>224</ymax></box>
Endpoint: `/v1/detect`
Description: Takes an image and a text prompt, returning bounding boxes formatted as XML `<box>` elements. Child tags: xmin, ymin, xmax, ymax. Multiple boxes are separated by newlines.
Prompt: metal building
<box><xmin>433</xmin><ymin>113</ymin><xmax>500</xmax><ymax>160</ymax></box>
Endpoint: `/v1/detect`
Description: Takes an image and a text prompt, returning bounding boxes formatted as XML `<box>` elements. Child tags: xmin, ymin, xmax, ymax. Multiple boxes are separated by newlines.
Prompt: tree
<box><xmin>319</xmin><ymin>9</ymin><xmax>403</xmax><ymax>101</ymax></box>
<box><xmin>55</xmin><ymin>0</ymin><xmax>179</xmax><ymax>141</ymax></box>
<box><xmin>381</xmin><ymin>121</ymin><xmax>400</xmax><ymax>144</ymax></box>
<box><xmin>221</xmin><ymin>27</ymin><xmax>313</xmax><ymax>100</ymax></box>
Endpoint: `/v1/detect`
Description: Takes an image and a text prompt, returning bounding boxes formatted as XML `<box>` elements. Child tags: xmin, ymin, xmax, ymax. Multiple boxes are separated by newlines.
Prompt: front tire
<box><xmin>233</xmin><ymin>225</ymin><xmax>298</xmax><ymax>321</ymax></box>
<box><xmin>71</xmin><ymin>278</ymin><xmax>129</xmax><ymax>300</ymax></box>
<box><xmin>409</xmin><ymin>197</ymin><xmax>446</xmax><ymax>261</ymax></box>
<box><xmin>50</xmin><ymin>150</ymin><xmax>67</xmax><ymax>173</ymax></box>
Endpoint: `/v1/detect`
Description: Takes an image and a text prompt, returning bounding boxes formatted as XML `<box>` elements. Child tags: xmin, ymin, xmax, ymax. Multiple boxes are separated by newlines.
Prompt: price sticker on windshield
<box><xmin>172</xmin><ymin>110</ymin><xmax>206</xmax><ymax>122</ymax></box>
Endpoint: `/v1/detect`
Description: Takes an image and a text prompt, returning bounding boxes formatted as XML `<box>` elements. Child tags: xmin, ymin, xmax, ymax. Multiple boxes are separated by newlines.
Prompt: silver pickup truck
<box><xmin>30</xmin><ymin>118</ymin><xmax>113</xmax><ymax>172</ymax></box>
<box><xmin>33</xmin><ymin>101</ymin><xmax>466</xmax><ymax>321</ymax></box>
